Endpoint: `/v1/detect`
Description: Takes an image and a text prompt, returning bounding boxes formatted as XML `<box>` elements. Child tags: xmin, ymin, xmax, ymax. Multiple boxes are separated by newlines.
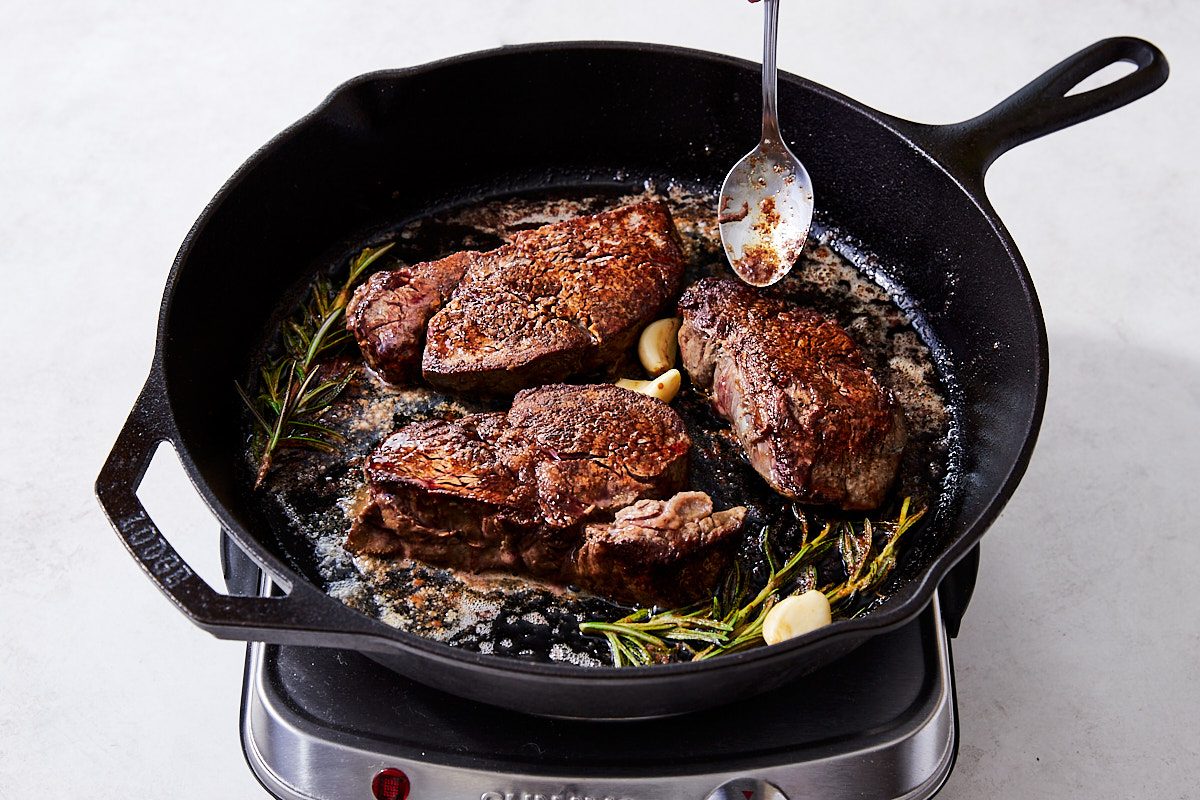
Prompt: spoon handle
<box><xmin>760</xmin><ymin>0</ymin><xmax>782</xmax><ymax>142</ymax></box>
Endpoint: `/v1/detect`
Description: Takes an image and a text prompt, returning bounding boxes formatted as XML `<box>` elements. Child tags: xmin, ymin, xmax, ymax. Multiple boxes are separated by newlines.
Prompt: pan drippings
<box><xmin>247</xmin><ymin>183</ymin><xmax>957</xmax><ymax>666</ymax></box>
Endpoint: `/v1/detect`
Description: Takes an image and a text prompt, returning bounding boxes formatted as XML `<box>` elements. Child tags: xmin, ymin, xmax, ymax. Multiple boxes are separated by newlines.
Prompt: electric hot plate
<box><xmin>223</xmin><ymin>534</ymin><xmax>974</xmax><ymax>800</ymax></box>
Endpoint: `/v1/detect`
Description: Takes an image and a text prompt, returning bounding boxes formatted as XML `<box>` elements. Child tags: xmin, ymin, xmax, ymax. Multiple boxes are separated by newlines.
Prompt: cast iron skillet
<box><xmin>96</xmin><ymin>38</ymin><xmax>1166</xmax><ymax>719</ymax></box>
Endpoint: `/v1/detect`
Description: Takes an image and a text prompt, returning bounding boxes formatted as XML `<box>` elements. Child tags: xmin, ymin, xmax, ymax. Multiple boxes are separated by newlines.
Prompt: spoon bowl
<box><xmin>719</xmin><ymin>0</ymin><xmax>815</xmax><ymax>287</ymax></box>
<box><xmin>719</xmin><ymin>137</ymin><xmax>814</xmax><ymax>286</ymax></box>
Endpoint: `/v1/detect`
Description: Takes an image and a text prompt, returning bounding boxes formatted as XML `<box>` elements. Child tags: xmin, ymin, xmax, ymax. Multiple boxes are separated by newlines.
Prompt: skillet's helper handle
<box><xmin>933</xmin><ymin>37</ymin><xmax>1167</xmax><ymax>180</ymax></box>
<box><xmin>96</xmin><ymin>377</ymin><xmax>381</xmax><ymax>647</ymax></box>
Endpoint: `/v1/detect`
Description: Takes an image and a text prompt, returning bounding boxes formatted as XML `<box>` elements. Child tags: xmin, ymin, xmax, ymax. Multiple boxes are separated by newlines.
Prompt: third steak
<box><xmin>678</xmin><ymin>278</ymin><xmax>907</xmax><ymax>510</ymax></box>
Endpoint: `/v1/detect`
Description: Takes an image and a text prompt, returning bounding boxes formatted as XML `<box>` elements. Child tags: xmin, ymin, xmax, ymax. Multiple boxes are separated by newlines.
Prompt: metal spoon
<box><xmin>718</xmin><ymin>0</ymin><xmax>814</xmax><ymax>287</ymax></box>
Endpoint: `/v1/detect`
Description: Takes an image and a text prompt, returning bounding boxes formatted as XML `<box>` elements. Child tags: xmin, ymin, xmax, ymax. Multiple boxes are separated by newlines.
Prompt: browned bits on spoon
<box><xmin>732</xmin><ymin>242</ymin><xmax>780</xmax><ymax>285</ymax></box>
<box><xmin>718</xmin><ymin>200</ymin><xmax>751</xmax><ymax>224</ymax></box>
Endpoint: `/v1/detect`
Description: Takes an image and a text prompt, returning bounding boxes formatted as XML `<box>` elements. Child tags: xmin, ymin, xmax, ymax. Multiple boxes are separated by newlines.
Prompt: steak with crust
<box><xmin>346</xmin><ymin>384</ymin><xmax>745</xmax><ymax>605</ymax></box>
<box><xmin>422</xmin><ymin>201</ymin><xmax>686</xmax><ymax>393</ymax></box>
<box><xmin>345</xmin><ymin>251</ymin><xmax>475</xmax><ymax>384</ymax></box>
<box><xmin>678</xmin><ymin>278</ymin><xmax>906</xmax><ymax>510</ymax></box>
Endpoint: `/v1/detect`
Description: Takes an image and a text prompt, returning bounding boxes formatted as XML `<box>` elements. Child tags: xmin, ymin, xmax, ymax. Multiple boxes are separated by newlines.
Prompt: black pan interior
<box><xmin>157</xmin><ymin>45</ymin><xmax>1041</xmax><ymax>679</ymax></box>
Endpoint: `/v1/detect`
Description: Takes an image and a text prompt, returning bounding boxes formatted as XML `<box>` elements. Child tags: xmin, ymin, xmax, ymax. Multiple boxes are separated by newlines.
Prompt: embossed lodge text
<box><xmin>120</xmin><ymin>509</ymin><xmax>194</xmax><ymax>588</ymax></box>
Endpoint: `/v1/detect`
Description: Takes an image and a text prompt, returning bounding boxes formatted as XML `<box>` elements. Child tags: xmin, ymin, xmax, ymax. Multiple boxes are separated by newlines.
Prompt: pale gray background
<box><xmin>2</xmin><ymin>1</ymin><xmax>1197</xmax><ymax>798</ymax></box>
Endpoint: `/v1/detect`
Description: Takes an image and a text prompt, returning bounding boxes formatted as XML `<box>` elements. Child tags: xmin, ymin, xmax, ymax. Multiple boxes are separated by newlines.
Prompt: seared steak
<box><xmin>678</xmin><ymin>278</ymin><xmax>906</xmax><ymax>510</ymax></box>
<box><xmin>422</xmin><ymin>201</ymin><xmax>687</xmax><ymax>393</ymax></box>
<box><xmin>345</xmin><ymin>251</ymin><xmax>475</xmax><ymax>384</ymax></box>
<box><xmin>346</xmin><ymin>383</ymin><xmax>744</xmax><ymax>605</ymax></box>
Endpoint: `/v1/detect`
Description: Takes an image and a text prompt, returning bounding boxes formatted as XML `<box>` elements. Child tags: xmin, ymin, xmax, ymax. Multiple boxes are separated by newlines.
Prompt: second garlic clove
<box><xmin>762</xmin><ymin>590</ymin><xmax>832</xmax><ymax>645</ymax></box>
<box><xmin>616</xmin><ymin>368</ymin><xmax>681</xmax><ymax>403</ymax></box>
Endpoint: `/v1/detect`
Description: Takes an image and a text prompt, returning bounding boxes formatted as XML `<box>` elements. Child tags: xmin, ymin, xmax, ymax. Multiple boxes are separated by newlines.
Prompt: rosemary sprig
<box><xmin>579</xmin><ymin>607</ymin><xmax>733</xmax><ymax>666</ymax></box>
<box><xmin>237</xmin><ymin>242</ymin><xmax>394</xmax><ymax>488</ymax></box>
<box><xmin>825</xmin><ymin>497</ymin><xmax>925</xmax><ymax>609</ymax></box>
<box><xmin>580</xmin><ymin>499</ymin><xmax>927</xmax><ymax>666</ymax></box>
<box><xmin>695</xmin><ymin>521</ymin><xmax>837</xmax><ymax>660</ymax></box>
<box><xmin>580</xmin><ymin>522</ymin><xmax>836</xmax><ymax>666</ymax></box>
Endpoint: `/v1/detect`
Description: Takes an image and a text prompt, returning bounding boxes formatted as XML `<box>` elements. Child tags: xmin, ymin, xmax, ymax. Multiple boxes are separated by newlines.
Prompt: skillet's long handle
<box><xmin>928</xmin><ymin>37</ymin><xmax>1168</xmax><ymax>182</ymax></box>
<box><xmin>96</xmin><ymin>376</ymin><xmax>380</xmax><ymax>647</ymax></box>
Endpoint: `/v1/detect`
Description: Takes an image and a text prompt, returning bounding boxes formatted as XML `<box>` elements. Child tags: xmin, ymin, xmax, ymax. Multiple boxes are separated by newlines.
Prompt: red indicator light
<box><xmin>372</xmin><ymin>767</ymin><xmax>411</xmax><ymax>800</ymax></box>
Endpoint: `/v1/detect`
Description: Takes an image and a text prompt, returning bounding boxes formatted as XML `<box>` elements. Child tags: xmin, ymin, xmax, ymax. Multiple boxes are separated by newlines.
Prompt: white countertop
<box><xmin>2</xmin><ymin>1</ymin><xmax>1197</xmax><ymax>797</ymax></box>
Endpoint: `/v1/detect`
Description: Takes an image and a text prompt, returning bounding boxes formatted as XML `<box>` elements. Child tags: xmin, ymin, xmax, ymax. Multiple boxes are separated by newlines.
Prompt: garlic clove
<box><xmin>615</xmin><ymin>368</ymin><xmax>681</xmax><ymax>403</ymax></box>
<box><xmin>762</xmin><ymin>589</ymin><xmax>832</xmax><ymax>645</ymax></box>
<box><xmin>637</xmin><ymin>317</ymin><xmax>681</xmax><ymax>377</ymax></box>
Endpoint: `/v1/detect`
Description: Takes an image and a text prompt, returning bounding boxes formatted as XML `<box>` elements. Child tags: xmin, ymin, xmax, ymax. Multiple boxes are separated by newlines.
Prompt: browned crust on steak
<box><xmin>345</xmin><ymin>250</ymin><xmax>476</xmax><ymax>384</ymax></box>
<box><xmin>347</xmin><ymin>384</ymin><xmax>745</xmax><ymax>604</ymax></box>
<box><xmin>421</xmin><ymin>202</ymin><xmax>687</xmax><ymax>394</ymax></box>
<box><xmin>502</xmin><ymin>383</ymin><xmax>691</xmax><ymax>526</ymax></box>
<box><xmin>678</xmin><ymin>278</ymin><xmax>907</xmax><ymax>510</ymax></box>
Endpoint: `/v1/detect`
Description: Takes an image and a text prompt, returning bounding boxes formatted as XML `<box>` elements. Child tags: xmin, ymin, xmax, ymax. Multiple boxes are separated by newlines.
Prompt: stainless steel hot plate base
<box><xmin>238</xmin><ymin>580</ymin><xmax>957</xmax><ymax>800</ymax></box>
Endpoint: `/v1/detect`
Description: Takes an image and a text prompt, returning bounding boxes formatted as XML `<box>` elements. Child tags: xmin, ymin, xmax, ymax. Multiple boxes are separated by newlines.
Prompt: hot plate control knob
<box><xmin>704</xmin><ymin>778</ymin><xmax>789</xmax><ymax>800</ymax></box>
